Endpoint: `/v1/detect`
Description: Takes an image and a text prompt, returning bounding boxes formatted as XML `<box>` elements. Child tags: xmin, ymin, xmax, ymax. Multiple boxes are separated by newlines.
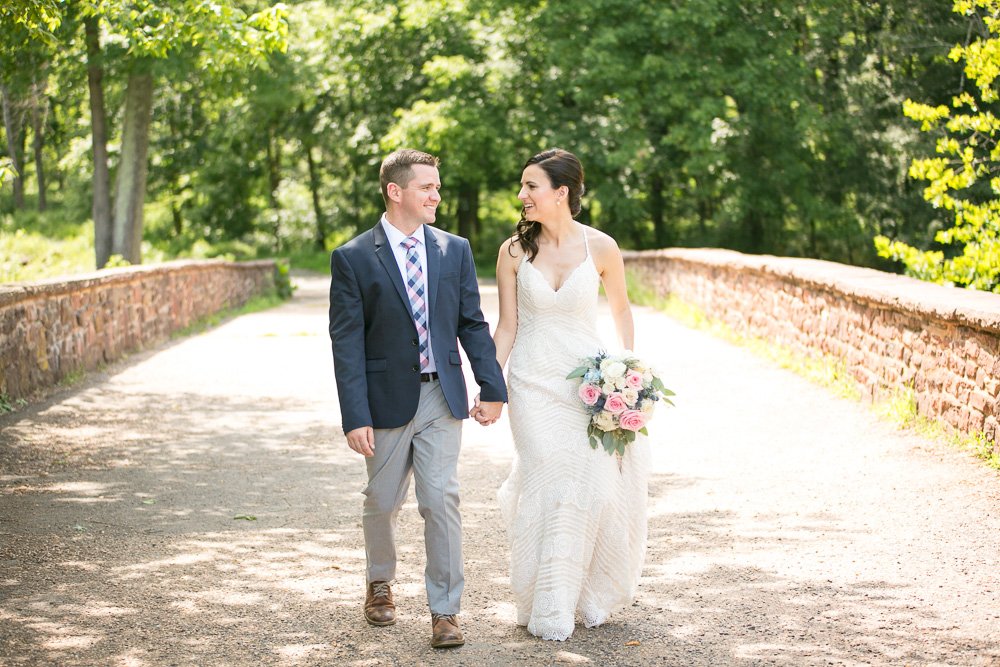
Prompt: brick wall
<box><xmin>624</xmin><ymin>248</ymin><xmax>1000</xmax><ymax>447</ymax></box>
<box><xmin>0</xmin><ymin>259</ymin><xmax>277</xmax><ymax>401</ymax></box>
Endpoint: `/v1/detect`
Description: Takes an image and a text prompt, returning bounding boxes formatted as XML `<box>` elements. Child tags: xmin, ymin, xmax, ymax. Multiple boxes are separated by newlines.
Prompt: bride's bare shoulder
<box><xmin>583</xmin><ymin>226</ymin><xmax>622</xmax><ymax>259</ymax></box>
<box><xmin>499</xmin><ymin>236</ymin><xmax>525</xmax><ymax>262</ymax></box>
<box><xmin>497</xmin><ymin>236</ymin><xmax>525</xmax><ymax>276</ymax></box>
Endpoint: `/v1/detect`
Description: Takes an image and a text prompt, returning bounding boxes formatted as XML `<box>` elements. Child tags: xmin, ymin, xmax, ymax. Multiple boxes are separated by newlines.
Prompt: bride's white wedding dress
<box><xmin>498</xmin><ymin>233</ymin><xmax>649</xmax><ymax>641</ymax></box>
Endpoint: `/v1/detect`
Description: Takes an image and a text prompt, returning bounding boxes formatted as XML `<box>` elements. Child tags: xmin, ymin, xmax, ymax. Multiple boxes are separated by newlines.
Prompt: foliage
<box><xmin>876</xmin><ymin>0</ymin><xmax>1000</xmax><ymax>291</ymax></box>
<box><xmin>0</xmin><ymin>1</ymin><xmax>61</xmax><ymax>39</ymax></box>
<box><xmin>0</xmin><ymin>394</ymin><xmax>29</xmax><ymax>414</ymax></box>
<box><xmin>273</xmin><ymin>259</ymin><xmax>294</xmax><ymax>299</ymax></box>
<box><xmin>0</xmin><ymin>207</ymin><xmax>95</xmax><ymax>282</ymax></box>
<box><xmin>0</xmin><ymin>0</ymin><xmax>989</xmax><ymax>289</ymax></box>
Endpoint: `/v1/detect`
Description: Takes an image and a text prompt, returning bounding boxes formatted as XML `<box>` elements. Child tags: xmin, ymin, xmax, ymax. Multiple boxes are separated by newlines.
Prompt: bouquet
<box><xmin>566</xmin><ymin>351</ymin><xmax>674</xmax><ymax>456</ymax></box>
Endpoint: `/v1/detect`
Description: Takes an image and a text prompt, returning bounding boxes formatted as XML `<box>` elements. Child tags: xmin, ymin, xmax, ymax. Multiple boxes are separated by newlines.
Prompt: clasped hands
<box><xmin>470</xmin><ymin>394</ymin><xmax>503</xmax><ymax>426</ymax></box>
<box><xmin>346</xmin><ymin>395</ymin><xmax>503</xmax><ymax>457</ymax></box>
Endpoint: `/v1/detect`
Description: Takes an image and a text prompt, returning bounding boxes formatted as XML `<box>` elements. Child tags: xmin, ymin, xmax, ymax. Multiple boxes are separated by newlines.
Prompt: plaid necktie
<box><xmin>401</xmin><ymin>236</ymin><xmax>429</xmax><ymax>370</ymax></box>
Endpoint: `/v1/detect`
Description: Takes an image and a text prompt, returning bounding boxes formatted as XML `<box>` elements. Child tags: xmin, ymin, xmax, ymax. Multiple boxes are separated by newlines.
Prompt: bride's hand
<box><xmin>476</xmin><ymin>400</ymin><xmax>502</xmax><ymax>426</ymax></box>
<box><xmin>469</xmin><ymin>394</ymin><xmax>481</xmax><ymax>420</ymax></box>
<box><xmin>470</xmin><ymin>394</ymin><xmax>500</xmax><ymax>425</ymax></box>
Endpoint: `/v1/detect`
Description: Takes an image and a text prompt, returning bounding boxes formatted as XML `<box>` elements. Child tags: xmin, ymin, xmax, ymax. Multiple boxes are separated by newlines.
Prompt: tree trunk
<box><xmin>649</xmin><ymin>169</ymin><xmax>669</xmax><ymax>248</ymax></box>
<box><xmin>746</xmin><ymin>207</ymin><xmax>764</xmax><ymax>254</ymax></box>
<box><xmin>456</xmin><ymin>181</ymin><xmax>479</xmax><ymax>246</ymax></box>
<box><xmin>112</xmin><ymin>71</ymin><xmax>154</xmax><ymax>264</ymax></box>
<box><xmin>1</xmin><ymin>85</ymin><xmax>25</xmax><ymax>209</ymax></box>
<box><xmin>266</xmin><ymin>126</ymin><xmax>281</xmax><ymax>208</ymax></box>
<box><xmin>165</xmin><ymin>91</ymin><xmax>183</xmax><ymax>236</ymax></box>
<box><xmin>306</xmin><ymin>142</ymin><xmax>326</xmax><ymax>250</ymax></box>
<box><xmin>31</xmin><ymin>79</ymin><xmax>49</xmax><ymax>212</ymax></box>
<box><xmin>265</xmin><ymin>127</ymin><xmax>283</xmax><ymax>251</ymax></box>
<box><xmin>85</xmin><ymin>15</ymin><xmax>113</xmax><ymax>268</ymax></box>
<box><xmin>171</xmin><ymin>204</ymin><xmax>183</xmax><ymax>236</ymax></box>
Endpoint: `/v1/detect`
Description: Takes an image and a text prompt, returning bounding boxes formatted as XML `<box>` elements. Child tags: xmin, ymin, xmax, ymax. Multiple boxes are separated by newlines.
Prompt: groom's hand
<box><xmin>346</xmin><ymin>426</ymin><xmax>375</xmax><ymax>457</ymax></box>
<box><xmin>476</xmin><ymin>400</ymin><xmax>503</xmax><ymax>426</ymax></box>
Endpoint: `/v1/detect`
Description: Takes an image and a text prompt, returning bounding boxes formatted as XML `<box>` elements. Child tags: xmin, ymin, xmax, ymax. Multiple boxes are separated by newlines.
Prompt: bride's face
<box><xmin>518</xmin><ymin>164</ymin><xmax>565</xmax><ymax>222</ymax></box>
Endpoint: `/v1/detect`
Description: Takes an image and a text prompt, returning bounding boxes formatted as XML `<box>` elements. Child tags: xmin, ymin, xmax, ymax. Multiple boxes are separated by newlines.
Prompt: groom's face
<box><xmin>394</xmin><ymin>164</ymin><xmax>442</xmax><ymax>226</ymax></box>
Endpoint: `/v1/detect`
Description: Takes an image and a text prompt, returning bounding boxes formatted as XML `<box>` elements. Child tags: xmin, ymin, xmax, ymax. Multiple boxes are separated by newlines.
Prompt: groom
<box><xmin>328</xmin><ymin>149</ymin><xmax>507</xmax><ymax>648</ymax></box>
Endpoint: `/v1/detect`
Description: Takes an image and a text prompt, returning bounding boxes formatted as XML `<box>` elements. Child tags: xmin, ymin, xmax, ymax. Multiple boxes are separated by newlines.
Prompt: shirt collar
<box><xmin>381</xmin><ymin>213</ymin><xmax>425</xmax><ymax>249</ymax></box>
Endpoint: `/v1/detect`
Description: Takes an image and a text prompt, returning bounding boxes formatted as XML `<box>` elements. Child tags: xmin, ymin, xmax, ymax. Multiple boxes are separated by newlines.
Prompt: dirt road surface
<box><xmin>2</xmin><ymin>273</ymin><xmax>999</xmax><ymax>666</ymax></box>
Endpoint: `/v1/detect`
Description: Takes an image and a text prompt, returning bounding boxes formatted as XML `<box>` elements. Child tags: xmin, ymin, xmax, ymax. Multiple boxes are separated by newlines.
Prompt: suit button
<box><xmin>411</xmin><ymin>339</ymin><xmax>418</xmax><ymax>346</ymax></box>
<box><xmin>412</xmin><ymin>365</ymin><xmax>419</xmax><ymax>372</ymax></box>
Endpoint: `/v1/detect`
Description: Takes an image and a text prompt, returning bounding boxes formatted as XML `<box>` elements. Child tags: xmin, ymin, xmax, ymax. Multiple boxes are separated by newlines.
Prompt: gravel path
<box><xmin>1</xmin><ymin>273</ymin><xmax>999</xmax><ymax>666</ymax></box>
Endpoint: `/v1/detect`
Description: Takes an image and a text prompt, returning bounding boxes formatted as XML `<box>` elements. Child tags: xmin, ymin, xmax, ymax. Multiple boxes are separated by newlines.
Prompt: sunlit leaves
<box><xmin>0</xmin><ymin>0</ymin><xmax>62</xmax><ymax>41</ymax></box>
<box><xmin>877</xmin><ymin>0</ymin><xmax>1000</xmax><ymax>291</ymax></box>
<box><xmin>89</xmin><ymin>0</ymin><xmax>288</xmax><ymax>68</ymax></box>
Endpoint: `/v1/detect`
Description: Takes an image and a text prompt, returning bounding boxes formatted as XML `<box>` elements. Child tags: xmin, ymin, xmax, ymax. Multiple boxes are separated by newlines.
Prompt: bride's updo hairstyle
<box><xmin>513</xmin><ymin>148</ymin><xmax>586</xmax><ymax>261</ymax></box>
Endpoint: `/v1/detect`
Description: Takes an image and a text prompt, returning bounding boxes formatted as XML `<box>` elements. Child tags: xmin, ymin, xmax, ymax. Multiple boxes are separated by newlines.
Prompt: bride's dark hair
<box><xmin>512</xmin><ymin>148</ymin><xmax>585</xmax><ymax>261</ymax></box>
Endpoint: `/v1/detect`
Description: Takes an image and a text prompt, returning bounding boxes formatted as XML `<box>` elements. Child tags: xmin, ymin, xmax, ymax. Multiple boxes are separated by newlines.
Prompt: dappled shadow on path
<box><xmin>2</xmin><ymin>274</ymin><xmax>999</xmax><ymax>665</ymax></box>
<box><xmin>3</xmin><ymin>414</ymin><xmax>998</xmax><ymax>665</ymax></box>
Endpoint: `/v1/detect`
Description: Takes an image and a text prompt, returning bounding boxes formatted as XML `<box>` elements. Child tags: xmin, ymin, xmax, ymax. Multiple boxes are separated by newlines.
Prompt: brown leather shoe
<box><xmin>431</xmin><ymin>613</ymin><xmax>464</xmax><ymax>648</ymax></box>
<box><xmin>364</xmin><ymin>581</ymin><xmax>395</xmax><ymax>626</ymax></box>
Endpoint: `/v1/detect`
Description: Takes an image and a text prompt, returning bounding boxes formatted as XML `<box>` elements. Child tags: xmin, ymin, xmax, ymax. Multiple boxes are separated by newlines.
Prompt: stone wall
<box><xmin>0</xmin><ymin>260</ymin><xmax>277</xmax><ymax>401</ymax></box>
<box><xmin>624</xmin><ymin>248</ymin><xmax>1000</xmax><ymax>448</ymax></box>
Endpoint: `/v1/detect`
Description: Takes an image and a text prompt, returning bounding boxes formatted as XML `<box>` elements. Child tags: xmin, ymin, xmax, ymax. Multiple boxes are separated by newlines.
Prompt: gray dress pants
<box><xmin>362</xmin><ymin>379</ymin><xmax>464</xmax><ymax>614</ymax></box>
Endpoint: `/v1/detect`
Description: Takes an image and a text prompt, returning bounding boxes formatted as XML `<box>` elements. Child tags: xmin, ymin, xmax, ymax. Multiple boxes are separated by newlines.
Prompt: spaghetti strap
<box><xmin>582</xmin><ymin>225</ymin><xmax>590</xmax><ymax>258</ymax></box>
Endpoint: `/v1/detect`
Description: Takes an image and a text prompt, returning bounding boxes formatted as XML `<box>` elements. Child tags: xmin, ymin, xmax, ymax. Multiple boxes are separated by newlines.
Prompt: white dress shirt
<box><xmin>381</xmin><ymin>214</ymin><xmax>438</xmax><ymax>373</ymax></box>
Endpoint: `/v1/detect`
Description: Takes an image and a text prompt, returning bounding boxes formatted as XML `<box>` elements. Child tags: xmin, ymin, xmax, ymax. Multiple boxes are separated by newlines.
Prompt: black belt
<box><xmin>419</xmin><ymin>372</ymin><xmax>439</xmax><ymax>382</ymax></box>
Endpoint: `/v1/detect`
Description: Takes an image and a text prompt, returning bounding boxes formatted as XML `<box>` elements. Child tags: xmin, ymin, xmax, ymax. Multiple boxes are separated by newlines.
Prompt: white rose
<box><xmin>601</xmin><ymin>381</ymin><xmax>617</xmax><ymax>395</ymax></box>
<box><xmin>593</xmin><ymin>410</ymin><xmax>617</xmax><ymax>432</ymax></box>
<box><xmin>640</xmin><ymin>399</ymin><xmax>655</xmax><ymax>416</ymax></box>
<box><xmin>642</xmin><ymin>369</ymin><xmax>654</xmax><ymax>383</ymax></box>
<box><xmin>621</xmin><ymin>388</ymin><xmax>639</xmax><ymax>406</ymax></box>
<box><xmin>600</xmin><ymin>359</ymin><xmax>628</xmax><ymax>382</ymax></box>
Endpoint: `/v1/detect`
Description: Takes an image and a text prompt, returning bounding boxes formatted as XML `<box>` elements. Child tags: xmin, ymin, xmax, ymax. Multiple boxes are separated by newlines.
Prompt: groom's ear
<box><xmin>386</xmin><ymin>182</ymin><xmax>403</xmax><ymax>203</ymax></box>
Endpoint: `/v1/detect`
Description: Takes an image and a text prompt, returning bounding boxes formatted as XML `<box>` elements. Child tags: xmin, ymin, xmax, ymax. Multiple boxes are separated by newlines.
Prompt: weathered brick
<box><xmin>986</xmin><ymin>378</ymin><xmax>1000</xmax><ymax>397</ymax></box>
<box><xmin>967</xmin><ymin>409</ymin><xmax>986</xmax><ymax>432</ymax></box>
<box><xmin>970</xmin><ymin>391</ymin><xmax>992</xmax><ymax>415</ymax></box>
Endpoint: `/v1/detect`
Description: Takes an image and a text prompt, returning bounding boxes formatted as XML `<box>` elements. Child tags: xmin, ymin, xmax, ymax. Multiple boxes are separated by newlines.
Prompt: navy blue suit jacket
<box><xmin>329</xmin><ymin>221</ymin><xmax>508</xmax><ymax>432</ymax></box>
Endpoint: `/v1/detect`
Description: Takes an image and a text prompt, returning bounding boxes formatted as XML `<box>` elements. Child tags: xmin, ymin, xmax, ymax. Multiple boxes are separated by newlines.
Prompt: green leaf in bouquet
<box><xmin>566</xmin><ymin>365</ymin><xmax>590</xmax><ymax>379</ymax></box>
<box><xmin>663</xmin><ymin>397</ymin><xmax>675</xmax><ymax>407</ymax></box>
<box><xmin>602</xmin><ymin>432</ymin><xmax>618</xmax><ymax>455</ymax></box>
<box><xmin>587</xmin><ymin>425</ymin><xmax>601</xmax><ymax>449</ymax></box>
<box><xmin>651</xmin><ymin>377</ymin><xmax>668</xmax><ymax>393</ymax></box>
<box><xmin>639</xmin><ymin>427</ymin><xmax>649</xmax><ymax>436</ymax></box>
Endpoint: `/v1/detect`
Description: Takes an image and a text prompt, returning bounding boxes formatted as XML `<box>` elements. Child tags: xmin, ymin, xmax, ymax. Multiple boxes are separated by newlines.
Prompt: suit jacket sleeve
<box><xmin>329</xmin><ymin>248</ymin><xmax>373</xmax><ymax>432</ymax></box>
<box><xmin>456</xmin><ymin>239</ymin><xmax>509</xmax><ymax>403</ymax></box>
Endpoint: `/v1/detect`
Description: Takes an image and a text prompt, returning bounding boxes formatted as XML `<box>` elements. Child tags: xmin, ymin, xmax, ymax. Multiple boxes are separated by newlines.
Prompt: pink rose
<box><xmin>619</xmin><ymin>409</ymin><xmax>647</xmax><ymax>432</ymax></box>
<box><xmin>578</xmin><ymin>383</ymin><xmax>601</xmax><ymax>406</ymax></box>
<box><xmin>604</xmin><ymin>392</ymin><xmax>628</xmax><ymax>414</ymax></box>
<box><xmin>625</xmin><ymin>370</ymin><xmax>644</xmax><ymax>389</ymax></box>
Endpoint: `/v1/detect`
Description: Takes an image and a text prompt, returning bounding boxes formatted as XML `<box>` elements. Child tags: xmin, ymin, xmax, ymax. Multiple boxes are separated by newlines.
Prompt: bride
<box><xmin>486</xmin><ymin>148</ymin><xmax>649</xmax><ymax>641</ymax></box>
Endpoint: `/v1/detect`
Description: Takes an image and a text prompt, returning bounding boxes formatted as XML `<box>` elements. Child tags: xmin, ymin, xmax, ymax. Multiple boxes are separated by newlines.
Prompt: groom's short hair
<box><xmin>380</xmin><ymin>149</ymin><xmax>440</xmax><ymax>205</ymax></box>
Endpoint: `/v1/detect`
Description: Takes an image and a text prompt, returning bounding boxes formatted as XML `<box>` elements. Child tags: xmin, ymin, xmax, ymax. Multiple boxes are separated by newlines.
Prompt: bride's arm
<box><xmin>593</xmin><ymin>232</ymin><xmax>635</xmax><ymax>351</ymax></box>
<box><xmin>492</xmin><ymin>238</ymin><xmax>520</xmax><ymax>370</ymax></box>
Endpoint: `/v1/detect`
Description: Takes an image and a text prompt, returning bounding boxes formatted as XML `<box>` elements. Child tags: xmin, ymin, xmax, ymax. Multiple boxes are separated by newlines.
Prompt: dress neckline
<box><xmin>521</xmin><ymin>226</ymin><xmax>592</xmax><ymax>294</ymax></box>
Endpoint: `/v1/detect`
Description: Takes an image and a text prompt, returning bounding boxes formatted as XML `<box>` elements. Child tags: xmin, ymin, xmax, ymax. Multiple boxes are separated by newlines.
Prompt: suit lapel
<box><xmin>373</xmin><ymin>221</ymin><xmax>411</xmax><ymax>313</ymax></box>
<box><xmin>424</xmin><ymin>225</ymin><xmax>442</xmax><ymax>324</ymax></box>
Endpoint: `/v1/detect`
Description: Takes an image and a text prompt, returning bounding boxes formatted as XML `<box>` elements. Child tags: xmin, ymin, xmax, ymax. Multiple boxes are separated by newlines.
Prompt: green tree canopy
<box><xmin>876</xmin><ymin>0</ymin><xmax>1000</xmax><ymax>291</ymax></box>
